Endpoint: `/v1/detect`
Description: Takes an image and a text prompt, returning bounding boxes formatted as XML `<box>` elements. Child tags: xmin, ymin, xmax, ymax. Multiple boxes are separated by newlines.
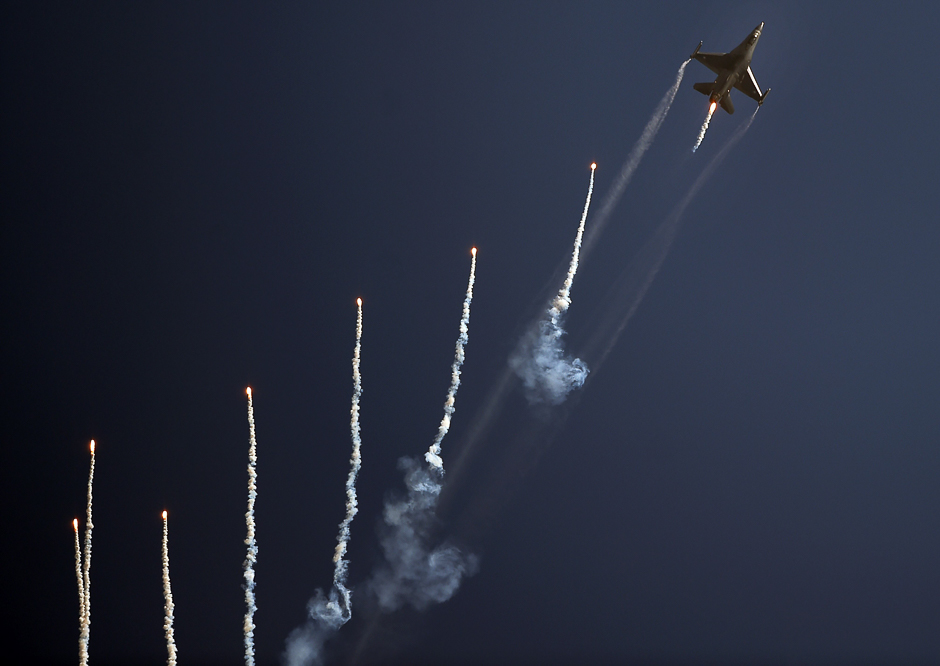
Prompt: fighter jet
<box><xmin>690</xmin><ymin>22</ymin><xmax>770</xmax><ymax>114</ymax></box>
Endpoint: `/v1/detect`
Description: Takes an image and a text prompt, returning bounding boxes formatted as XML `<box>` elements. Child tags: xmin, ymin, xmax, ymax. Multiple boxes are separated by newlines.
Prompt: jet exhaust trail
<box><xmin>73</xmin><ymin>519</ymin><xmax>87</xmax><ymax>664</ymax></box>
<box><xmin>692</xmin><ymin>101</ymin><xmax>717</xmax><ymax>152</ymax></box>
<box><xmin>80</xmin><ymin>440</ymin><xmax>95</xmax><ymax>664</ymax></box>
<box><xmin>285</xmin><ymin>299</ymin><xmax>364</xmax><ymax>666</ymax></box>
<box><xmin>162</xmin><ymin>511</ymin><xmax>177</xmax><ymax>666</ymax></box>
<box><xmin>510</xmin><ymin>165</ymin><xmax>595</xmax><ymax>405</ymax></box>
<box><xmin>426</xmin><ymin>247</ymin><xmax>477</xmax><ymax>473</ymax></box>
<box><xmin>587</xmin><ymin>107</ymin><xmax>760</xmax><ymax>373</ymax></box>
<box><xmin>368</xmin><ymin>250</ymin><xmax>481</xmax><ymax>613</ymax></box>
<box><xmin>244</xmin><ymin>387</ymin><xmax>259</xmax><ymax>666</ymax></box>
<box><xmin>580</xmin><ymin>60</ymin><xmax>688</xmax><ymax>261</ymax></box>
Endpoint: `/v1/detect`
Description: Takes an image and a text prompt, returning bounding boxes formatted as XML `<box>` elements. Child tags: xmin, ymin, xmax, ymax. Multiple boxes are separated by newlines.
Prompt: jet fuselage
<box><xmin>691</xmin><ymin>22</ymin><xmax>768</xmax><ymax>114</ymax></box>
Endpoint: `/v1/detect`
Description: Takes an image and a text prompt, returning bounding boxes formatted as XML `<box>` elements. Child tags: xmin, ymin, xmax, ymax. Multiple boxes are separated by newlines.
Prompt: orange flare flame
<box><xmin>357</xmin><ymin>297</ymin><xmax>362</xmax><ymax>307</ymax></box>
<box><xmin>591</xmin><ymin>162</ymin><xmax>596</xmax><ymax>170</ymax></box>
<box><xmin>90</xmin><ymin>439</ymin><xmax>95</xmax><ymax>454</ymax></box>
<box><xmin>709</xmin><ymin>101</ymin><xmax>717</xmax><ymax>114</ymax></box>
<box><xmin>73</xmin><ymin>518</ymin><xmax>79</xmax><ymax>531</ymax></box>
<box><xmin>471</xmin><ymin>247</ymin><xmax>477</xmax><ymax>257</ymax></box>
<box><xmin>162</xmin><ymin>510</ymin><xmax>168</xmax><ymax>520</ymax></box>
<box><xmin>246</xmin><ymin>386</ymin><xmax>252</xmax><ymax>397</ymax></box>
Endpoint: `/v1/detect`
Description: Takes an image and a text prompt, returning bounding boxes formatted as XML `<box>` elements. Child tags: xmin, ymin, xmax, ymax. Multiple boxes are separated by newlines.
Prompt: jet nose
<box><xmin>755</xmin><ymin>21</ymin><xmax>764</xmax><ymax>33</ymax></box>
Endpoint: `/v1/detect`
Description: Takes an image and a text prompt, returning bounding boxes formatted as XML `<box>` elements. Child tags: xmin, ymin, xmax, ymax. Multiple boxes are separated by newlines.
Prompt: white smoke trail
<box><xmin>510</xmin><ymin>165</ymin><xmax>596</xmax><ymax>405</ymax></box>
<box><xmin>80</xmin><ymin>439</ymin><xmax>95</xmax><ymax>663</ymax></box>
<box><xmin>692</xmin><ymin>102</ymin><xmax>717</xmax><ymax>152</ymax></box>
<box><xmin>162</xmin><ymin>510</ymin><xmax>177</xmax><ymax>666</ymax></box>
<box><xmin>244</xmin><ymin>387</ymin><xmax>259</xmax><ymax>666</ymax></box>
<box><xmin>285</xmin><ymin>299</ymin><xmax>364</xmax><ymax>666</ymax></box>
<box><xmin>367</xmin><ymin>252</ymin><xmax>482</xmax><ymax>614</ymax></box>
<box><xmin>580</xmin><ymin>60</ymin><xmax>689</xmax><ymax>260</ymax></box>
<box><xmin>73</xmin><ymin>519</ymin><xmax>87</xmax><ymax>665</ymax></box>
<box><xmin>426</xmin><ymin>247</ymin><xmax>477</xmax><ymax>473</ymax></box>
<box><xmin>332</xmin><ymin>297</ymin><xmax>364</xmax><ymax>615</ymax></box>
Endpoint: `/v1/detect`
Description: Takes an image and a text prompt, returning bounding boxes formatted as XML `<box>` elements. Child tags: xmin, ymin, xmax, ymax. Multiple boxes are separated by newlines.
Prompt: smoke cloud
<box><xmin>368</xmin><ymin>457</ymin><xmax>479</xmax><ymax>612</ymax></box>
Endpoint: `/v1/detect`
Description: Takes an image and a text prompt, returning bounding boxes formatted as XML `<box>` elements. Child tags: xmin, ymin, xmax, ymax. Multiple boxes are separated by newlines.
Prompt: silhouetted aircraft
<box><xmin>690</xmin><ymin>22</ymin><xmax>770</xmax><ymax>114</ymax></box>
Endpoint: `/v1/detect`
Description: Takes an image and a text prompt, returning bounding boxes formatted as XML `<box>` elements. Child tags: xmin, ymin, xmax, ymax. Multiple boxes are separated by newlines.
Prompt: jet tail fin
<box><xmin>693</xmin><ymin>82</ymin><xmax>715</xmax><ymax>96</ymax></box>
<box><xmin>719</xmin><ymin>94</ymin><xmax>735</xmax><ymax>115</ymax></box>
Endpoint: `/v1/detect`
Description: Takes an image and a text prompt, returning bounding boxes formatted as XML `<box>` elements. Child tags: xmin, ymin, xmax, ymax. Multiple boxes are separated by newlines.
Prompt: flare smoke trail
<box><xmin>333</xmin><ymin>297</ymin><xmax>364</xmax><ymax>613</ymax></box>
<box><xmin>587</xmin><ymin>108</ymin><xmax>760</xmax><ymax>373</ymax></box>
<box><xmin>368</xmin><ymin>250</ymin><xmax>481</xmax><ymax>614</ymax></box>
<box><xmin>580</xmin><ymin>60</ymin><xmax>688</xmax><ymax>261</ymax></box>
<box><xmin>510</xmin><ymin>165</ymin><xmax>595</xmax><ymax>405</ymax></box>
<box><xmin>244</xmin><ymin>387</ymin><xmax>259</xmax><ymax>666</ymax></box>
<box><xmin>692</xmin><ymin>102</ymin><xmax>717</xmax><ymax>152</ymax></box>
<box><xmin>426</xmin><ymin>247</ymin><xmax>477</xmax><ymax>473</ymax></box>
<box><xmin>80</xmin><ymin>439</ymin><xmax>95</xmax><ymax>663</ymax></box>
<box><xmin>162</xmin><ymin>511</ymin><xmax>177</xmax><ymax>666</ymax></box>
<box><xmin>285</xmin><ymin>299</ymin><xmax>363</xmax><ymax>666</ymax></box>
<box><xmin>73</xmin><ymin>519</ymin><xmax>87</xmax><ymax>665</ymax></box>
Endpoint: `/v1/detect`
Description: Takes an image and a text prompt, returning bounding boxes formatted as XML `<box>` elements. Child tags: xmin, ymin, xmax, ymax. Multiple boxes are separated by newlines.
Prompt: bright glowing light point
<box><xmin>471</xmin><ymin>247</ymin><xmax>477</xmax><ymax>257</ymax></box>
<box><xmin>90</xmin><ymin>439</ymin><xmax>95</xmax><ymax>453</ymax></box>
<box><xmin>246</xmin><ymin>386</ymin><xmax>252</xmax><ymax>397</ymax></box>
<box><xmin>591</xmin><ymin>162</ymin><xmax>596</xmax><ymax>170</ymax></box>
<box><xmin>357</xmin><ymin>297</ymin><xmax>362</xmax><ymax>307</ymax></box>
<box><xmin>162</xmin><ymin>510</ymin><xmax>168</xmax><ymax>520</ymax></box>
<box><xmin>73</xmin><ymin>518</ymin><xmax>79</xmax><ymax>531</ymax></box>
<box><xmin>709</xmin><ymin>101</ymin><xmax>717</xmax><ymax>113</ymax></box>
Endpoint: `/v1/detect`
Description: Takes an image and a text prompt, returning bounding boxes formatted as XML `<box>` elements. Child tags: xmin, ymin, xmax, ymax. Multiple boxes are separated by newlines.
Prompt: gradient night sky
<box><xmin>4</xmin><ymin>3</ymin><xmax>940</xmax><ymax>665</ymax></box>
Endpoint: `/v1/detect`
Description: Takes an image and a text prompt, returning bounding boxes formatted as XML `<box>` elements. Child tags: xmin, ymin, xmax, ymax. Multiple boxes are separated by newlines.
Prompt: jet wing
<box><xmin>733</xmin><ymin>66</ymin><xmax>763</xmax><ymax>102</ymax></box>
<box><xmin>693</xmin><ymin>51</ymin><xmax>736</xmax><ymax>75</ymax></box>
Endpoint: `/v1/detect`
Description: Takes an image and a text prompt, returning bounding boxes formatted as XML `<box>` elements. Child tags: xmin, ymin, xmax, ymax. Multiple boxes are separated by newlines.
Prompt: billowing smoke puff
<box><xmin>284</xmin><ymin>589</ymin><xmax>349</xmax><ymax>666</ymax></box>
<box><xmin>368</xmin><ymin>457</ymin><xmax>478</xmax><ymax>611</ymax></box>
<box><xmin>510</xmin><ymin>166</ymin><xmax>595</xmax><ymax>405</ymax></box>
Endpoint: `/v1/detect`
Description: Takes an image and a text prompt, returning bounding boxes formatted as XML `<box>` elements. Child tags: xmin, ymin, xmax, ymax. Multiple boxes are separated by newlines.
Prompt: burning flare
<box><xmin>693</xmin><ymin>102</ymin><xmax>718</xmax><ymax>152</ymax></box>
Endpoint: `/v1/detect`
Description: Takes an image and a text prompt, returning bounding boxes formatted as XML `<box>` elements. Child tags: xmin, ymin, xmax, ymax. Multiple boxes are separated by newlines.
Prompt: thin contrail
<box><xmin>244</xmin><ymin>387</ymin><xmax>259</xmax><ymax>666</ymax></box>
<box><xmin>587</xmin><ymin>107</ymin><xmax>761</xmax><ymax>374</ymax></box>
<box><xmin>80</xmin><ymin>439</ymin><xmax>95</xmax><ymax>663</ymax></box>
<box><xmin>426</xmin><ymin>247</ymin><xmax>477</xmax><ymax>473</ymax></box>
<box><xmin>73</xmin><ymin>518</ymin><xmax>87</xmax><ymax>665</ymax></box>
<box><xmin>162</xmin><ymin>510</ymin><xmax>177</xmax><ymax>666</ymax></box>
<box><xmin>580</xmin><ymin>60</ymin><xmax>689</xmax><ymax>262</ymax></box>
<box><xmin>333</xmin><ymin>297</ymin><xmax>365</xmax><ymax>618</ymax></box>
<box><xmin>510</xmin><ymin>165</ymin><xmax>596</xmax><ymax>405</ymax></box>
<box><xmin>692</xmin><ymin>101</ymin><xmax>717</xmax><ymax>152</ymax></box>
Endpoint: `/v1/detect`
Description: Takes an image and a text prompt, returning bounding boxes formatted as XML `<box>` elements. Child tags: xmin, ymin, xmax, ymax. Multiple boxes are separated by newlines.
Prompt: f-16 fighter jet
<box><xmin>690</xmin><ymin>22</ymin><xmax>770</xmax><ymax>114</ymax></box>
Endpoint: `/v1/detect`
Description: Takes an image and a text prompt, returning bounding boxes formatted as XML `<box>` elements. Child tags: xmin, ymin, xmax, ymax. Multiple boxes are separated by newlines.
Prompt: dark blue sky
<box><xmin>4</xmin><ymin>2</ymin><xmax>940</xmax><ymax>664</ymax></box>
